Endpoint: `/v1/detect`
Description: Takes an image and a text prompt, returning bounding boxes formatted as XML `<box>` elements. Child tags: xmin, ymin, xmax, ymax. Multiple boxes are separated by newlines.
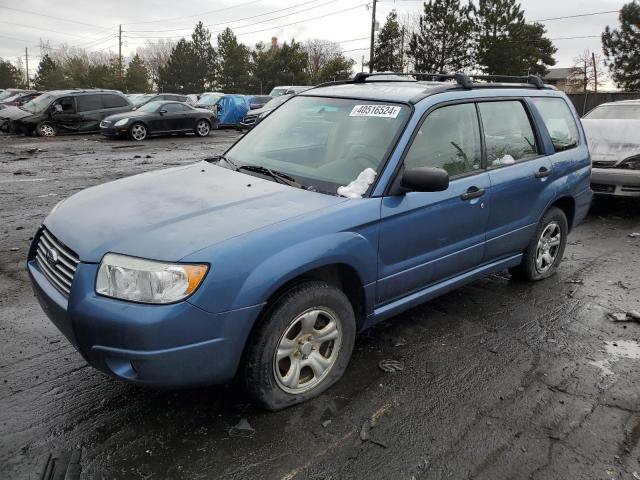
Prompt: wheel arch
<box><xmin>549</xmin><ymin>195</ymin><xmax>576</xmax><ymax>231</ymax></box>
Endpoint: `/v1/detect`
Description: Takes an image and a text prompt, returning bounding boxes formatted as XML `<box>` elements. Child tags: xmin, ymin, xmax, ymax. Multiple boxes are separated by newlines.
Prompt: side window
<box><xmin>163</xmin><ymin>103</ymin><xmax>184</xmax><ymax>113</ymax></box>
<box><xmin>76</xmin><ymin>94</ymin><xmax>103</xmax><ymax>112</ymax></box>
<box><xmin>478</xmin><ymin>101</ymin><xmax>538</xmax><ymax>167</ymax></box>
<box><xmin>404</xmin><ymin>103</ymin><xmax>482</xmax><ymax>177</ymax></box>
<box><xmin>53</xmin><ymin>97</ymin><xmax>75</xmax><ymax>113</ymax></box>
<box><xmin>530</xmin><ymin>97</ymin><xmax>579</xmax><ymax>152</ymax></box>
<box><xmin>102</xmin><ymin>94</ymin><xmax>129</xmax><ymax>108</ymax></box>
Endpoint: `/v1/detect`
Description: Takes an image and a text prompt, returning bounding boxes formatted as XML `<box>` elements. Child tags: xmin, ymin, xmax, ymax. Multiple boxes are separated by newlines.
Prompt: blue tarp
<box><xmin>216</xmin><ymin>95</ymin><xmax>250</xmax><ymax>126</ymax></box>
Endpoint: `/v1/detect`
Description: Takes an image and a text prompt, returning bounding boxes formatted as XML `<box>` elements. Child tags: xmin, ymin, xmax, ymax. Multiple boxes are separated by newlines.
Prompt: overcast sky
<box><xmin>0</xmin><ymin>0</ymin><xmax>628</xmax><ymax>79</ymax></box>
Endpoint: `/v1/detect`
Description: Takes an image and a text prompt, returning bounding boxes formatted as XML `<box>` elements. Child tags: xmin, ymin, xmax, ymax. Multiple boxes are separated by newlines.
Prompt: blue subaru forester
<box><xmin>28</xmin><ymin>73</ymin><xmax>592</xmax><ymax>410</ymax></box>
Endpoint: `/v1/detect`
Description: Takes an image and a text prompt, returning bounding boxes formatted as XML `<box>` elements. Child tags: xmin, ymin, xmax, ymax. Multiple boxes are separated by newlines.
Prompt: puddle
<box><xmin>589</xmin><ymin>340</ymin><xmax>640</xmax><ymax>376</ymax></box>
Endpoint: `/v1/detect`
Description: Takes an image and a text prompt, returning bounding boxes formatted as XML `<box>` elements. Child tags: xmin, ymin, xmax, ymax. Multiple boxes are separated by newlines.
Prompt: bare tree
<box><xmin>304</xmin><ymin>39</ymin><xmax>342</xmax><ymax>83</ymax></box>
<box><xmin>567</xmin><ymin>49</ymin><xmax>607</xmax><ymax>93</ymax></box>
<box><xmin>136</xmin><ymin>39</ymin><xmax>176</xmax><ymax>90</ymax></box>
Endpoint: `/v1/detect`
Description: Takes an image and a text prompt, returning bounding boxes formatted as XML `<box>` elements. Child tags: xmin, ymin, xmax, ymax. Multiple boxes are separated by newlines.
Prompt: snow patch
<box><xmin>337</xmin><ymin>168</ymin><xmax>377</xmax><ymax>198</ymax></box>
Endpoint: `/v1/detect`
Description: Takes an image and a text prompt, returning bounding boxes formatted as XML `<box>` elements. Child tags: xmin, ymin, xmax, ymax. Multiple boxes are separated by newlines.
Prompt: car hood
<box><xmin>582</xmin><ymin>119</ymin><xmax>640</xmax><ymax>162</ymax></box>
<box><xmin>103</xmin><ymin>110</ymin><xmax>146</xmax><ymax>123</ymax></box>
<box><xmin>44</xmin><ymin>161</ymin><xmax>347</xmax><ymax>263</ymax></box>
<box><xmin>0</xmin><ymin>106</ymin><xmax>33</xmax><ymax>121</ymax></box>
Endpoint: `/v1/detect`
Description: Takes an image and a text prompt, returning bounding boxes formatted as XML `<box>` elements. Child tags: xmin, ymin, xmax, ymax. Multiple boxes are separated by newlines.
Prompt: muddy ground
<box><xmin>0</xmin><ymin>131</ymin><xmax>639</xmax><ymax>480</ymax></box>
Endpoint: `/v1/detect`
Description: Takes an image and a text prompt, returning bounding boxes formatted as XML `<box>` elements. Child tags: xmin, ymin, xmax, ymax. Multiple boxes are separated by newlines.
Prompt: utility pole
<box><xmin>592</xmin><ymin>51</ymin><xmax>598</xmax><ymax>94</ymax></box>
<box><xmin>361</xmin><ymin>55</ymin><xmax>365</xmax><ymax>73</ymax></box>
<box><xmin>118</xmin><ymin>24</ymin><xmax>123</xmax><ymax>81</ymax></box>
<box><xmin>400</xmin><ymin>25</ymin><xmax>405</xmax><ymax>72</ymax></box>
<box><xmin>369</xmin><ymin>0</ymin><xmax>377</xmax><ymax>73</ymax></box>
<box><xmin>24</xmin><ymin>47</ymin><xmax>30</xmax><ymax>89</ymax></box>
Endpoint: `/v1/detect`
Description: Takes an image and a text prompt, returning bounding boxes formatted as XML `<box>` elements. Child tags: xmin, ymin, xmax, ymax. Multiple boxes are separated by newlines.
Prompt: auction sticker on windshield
<box><xmin>349</xmin><ymin>105</ymin><xmax>402</xmax><ymax>118</ymax></box>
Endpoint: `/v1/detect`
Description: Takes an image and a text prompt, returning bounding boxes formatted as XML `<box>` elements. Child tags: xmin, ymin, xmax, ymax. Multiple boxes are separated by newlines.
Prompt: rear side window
<box><xmin>478</xmin><ymin>101</ymin><xmax>538</xmax><ymax>167</ymax></box>
<box><xmin>404</xmin><ymin>103</ymin><xmax>482</xmax><ymax>177</ymax></box>
<box><xmin>102</xmin><ymin>94</ymin><xmax>129</xmax><ymax>108</ymax></box>
<box><xmin>76</xmin><ymin>94</ymin><xmax>102</xmax><ymax>112</ymax></box>
<box><xmin>163</xmin><ymin>103</ymin><xmax>188</xmax><ymax>113</ymax></box>
<box><xmin>531</xmin><ymin>97</ymin><xmax>579</xmax><ymax>152</ymax></box>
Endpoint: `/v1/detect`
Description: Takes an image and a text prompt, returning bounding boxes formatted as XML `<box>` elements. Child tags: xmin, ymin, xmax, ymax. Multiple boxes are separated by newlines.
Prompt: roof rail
<box><xmin>352</xmin><ymin>71</ymin><xmax>474</xmax><ymax>90</ymax></box>
<box><xmin>469</xmin><ymin>74</ymin><xmax>545</xmax><ymax>89</ymax></box>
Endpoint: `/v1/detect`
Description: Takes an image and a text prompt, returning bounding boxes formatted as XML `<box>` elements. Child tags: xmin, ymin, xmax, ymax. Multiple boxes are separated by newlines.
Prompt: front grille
<box><xmin>242</xmin><ymin>115</ymin><xmax>257</xmax><ymax>125</ymax></box>
<box><xmin>35</xmin><ymin>228</ymin><xmax>79</xmax><ymax>296</ymax></box>
<box><xmin>592</xmin><ymin>160</ymin><xmax>616</xmax><ymax>168</ymax></box>
<box><xmin>621</xmin><ymin>185</ymin><xmax>640</xmax><ymax>192</ymax></box>
<box><xmin>591</xmin><ymin>183</ymin><xmax>615</xmax><ymax>193</ymax></box>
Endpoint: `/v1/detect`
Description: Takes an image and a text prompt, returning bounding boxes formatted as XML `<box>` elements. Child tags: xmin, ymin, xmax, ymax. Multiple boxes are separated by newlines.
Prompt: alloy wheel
<box><xmin>40</xmin><ymin>123</ymin><xmax>55</xmax><ymax>137</ymax></box>
<box><xmin>130</xmin><ymin>123</ymin><xmax>147</xmax><ymax>141</ymax></box>
<box><xmin>197</xmin><ymin>121</ymin><xmax>210</xmax><ymax>136</ymax></box>
<box><xmin>273</xmin><ymin>307</ymin><xmax>342</xmax><ymax>394</ymax></box>
<box><xmin>535</xmin><ymin>221</ymin><xmax>561</xmax><ymax>273</ymax></box>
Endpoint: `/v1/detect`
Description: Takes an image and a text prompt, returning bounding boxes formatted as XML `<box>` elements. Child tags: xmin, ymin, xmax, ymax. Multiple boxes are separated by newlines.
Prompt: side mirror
<box><xmin>401</xmin><ymin>167</ymin><xmax>450</xmax><ymax>192</ymax></box>
<box><xmin>158</xmin><ymin>109</ymin><xmax>167</xmax><ymax>115</ymax></box>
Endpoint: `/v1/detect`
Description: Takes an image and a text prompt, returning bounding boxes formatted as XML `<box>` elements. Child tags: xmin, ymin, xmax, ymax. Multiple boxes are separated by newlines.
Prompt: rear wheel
<box><xmin>129</xmin><ymin>122</ymin><xmax>147</xmax><ymax>141</ymax></box>
<box><xmin>243</xmin><ymin>281</ymin><xmax>356</xmax><ymax>411</ymax></box>
<box><xmin>36</xmin><ymin>121</ymin><xmax>56</xmax><ymax>137</ymax></box>
<box><xmin>509</xmin><ymin>207</ymin><xmax>568</xmax><ymax>281</ymax></box>
<box><xmin>195</xmin><ymin>119</ymin><xmax>210</xmax><ymax>137</ymax></box>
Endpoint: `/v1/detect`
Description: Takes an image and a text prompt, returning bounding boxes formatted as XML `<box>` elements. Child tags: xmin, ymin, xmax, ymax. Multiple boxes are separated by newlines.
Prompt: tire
<box><xmin>195</xmin><ymin>119</ymin><xmax>211</xmax><ymax>137</ymax></box>
<box><xmin>509</xmin><ymin>206</ymin><xmax>568</xmax><ymax>281</ymax></box>
<box><xmin>243</xmin><ymin>281</ymin><xmax>356</xmax><ymax>411</ymax></box>
<box><xmin>129</xmin><ymin>122</ymin><xmax>147</xmax><ymax>141</ymax></box>
<box><xmin>36</xmin><ymin>121</ymin><xmax>56</xmax><ymax>137</ymax></box>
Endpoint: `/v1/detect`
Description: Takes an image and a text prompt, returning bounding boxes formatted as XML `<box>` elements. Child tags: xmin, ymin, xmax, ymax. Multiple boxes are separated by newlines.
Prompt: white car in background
<box><xmin>582</xmin><ymin>100</ymin><xmax>640</xmax><ymax>197</ymax></box>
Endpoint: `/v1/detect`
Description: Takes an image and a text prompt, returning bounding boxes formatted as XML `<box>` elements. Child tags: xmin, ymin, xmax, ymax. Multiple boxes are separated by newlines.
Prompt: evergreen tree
<box><xmin>34</xmin><ymin>54</ymin><xmax>68</xmax><ymax>90</ymax></box>
<box><xmin>476</xmin><ymin>0</ymin><xmax>556</xmax><ymax>75</ymax></box>
<box><xmin>407</xmin><ymin>0</ymin><xmax>476</xmax><ymax>72</ymax></box>
<box><xmin>317</xmin><ymin>55</ymin><xmax>355</xmax><ymax>82</ymax></box>
<box><xmin>0</xmin><ymin>58</ymin><xmax>23</xmax><ymax>88</ymax></box>
<box><xmin>216</xmin><ymin>28</ymin><xmax>252</xmax><ymax>93</ymax></box>
<box><xmin>373</xmin><ymin>10</ymin><xmax>403</xmax><ymax>72</ymax></box>
<box><xmin>251</xmin><ymin>39</ymin><xmax>308</xmax><ymax>93</ymax></box>
<box><xmin>158</xmin><ymin>39</ymin><xmax>201</xmax><ymax>92</ymax></box>
<box><xmin>125</xmin><ymin>54</ymin><xmax>150</xmax><ymax>92</ymax></box>
<box><xmin>191</xmin><ymin>21</ymin><xmax>217</xmax><ymax>90</ymax></box>
<box><xmin>602</xmin><ymin>1</ymin><xmax>640</xmax><ymax>91</ymax></box>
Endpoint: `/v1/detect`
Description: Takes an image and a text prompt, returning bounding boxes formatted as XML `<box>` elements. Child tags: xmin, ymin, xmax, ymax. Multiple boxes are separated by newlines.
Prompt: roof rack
<box><xmin>469</xmin><ymin>74</ymin><xmax>545</xmax><ymax>89</ymax></box>
<box><xmin>352</xmin><ymin>71</ymin><xmax>546</xmax><ymax>89</ymax></box>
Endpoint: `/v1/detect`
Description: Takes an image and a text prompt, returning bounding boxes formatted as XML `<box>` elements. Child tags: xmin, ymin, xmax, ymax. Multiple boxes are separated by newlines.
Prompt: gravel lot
<box><xmin>1</xmin><ymin>131</ymin><xmax>639</xmax><ymax>480</ymax></box>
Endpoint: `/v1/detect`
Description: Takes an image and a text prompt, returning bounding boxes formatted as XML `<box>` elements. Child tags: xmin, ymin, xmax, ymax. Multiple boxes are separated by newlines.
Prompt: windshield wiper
<box><xmin>206</xmin><ymin>155</ymin><xmax>240</xmax><ymax>171</ymax></box>
<box><xmin>238</xmin><ymin>165</ymin><xmax>300</xmax><ymax>188</ymax></box>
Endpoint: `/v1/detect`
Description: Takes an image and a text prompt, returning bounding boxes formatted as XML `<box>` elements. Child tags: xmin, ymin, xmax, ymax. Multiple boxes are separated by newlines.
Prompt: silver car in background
<box><xmin>582</xmin><ymin>100</ymin><xmax>640</xmax><ymax>197</ymax></box>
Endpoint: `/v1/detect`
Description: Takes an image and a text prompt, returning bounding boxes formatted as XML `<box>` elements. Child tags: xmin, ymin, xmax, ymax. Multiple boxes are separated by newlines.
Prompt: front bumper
<box><xmin>100</xmin><ymin>126</ymin><xmax>129</xmax><ymax>137</ymax></box>
<box><xmin>591</xmin><ymin>167</ymin><xmax>640</xmax><ymax>197</ymax></box>
<box><xmin>28</xmin><ymin>258</ymin><xmax>264</xmax><ymax>388</ymax></box>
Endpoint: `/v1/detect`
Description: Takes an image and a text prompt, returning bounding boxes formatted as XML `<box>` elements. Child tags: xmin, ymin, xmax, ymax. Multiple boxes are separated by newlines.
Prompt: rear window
<box><xmin>584</xmin><ymin>104</ymin><xmax>640</xmax><ymax>120</ymax></box>
<box><xmin>531</xmin><ymin>97</ymin><xmax>579</xmax><ymax>152</ymax></box>
<box><xmin>76</xmin><ymin>94</ymin><xmax>102</xmax><ymax>112</ymax></box>
<box><xmin>102</xmin><ymin>94</ymin><xmax>129</xmax><ymax>108</ymax></box>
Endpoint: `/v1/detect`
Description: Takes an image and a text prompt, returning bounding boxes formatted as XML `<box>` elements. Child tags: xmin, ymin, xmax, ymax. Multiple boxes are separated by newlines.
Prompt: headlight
<box><xmin>96</xmin><ymin>253</ymin><xmax>208</xmax><ymax>304</ymax></box>
<box><xmin>114</xmin><ymin>118</ymin><xmax>129</xmax><ymax>127</ymax></box>
<box><xmin>620</xmin><ymin>156</ymin><xmax>640</xmax><ymax>170</ymax></box>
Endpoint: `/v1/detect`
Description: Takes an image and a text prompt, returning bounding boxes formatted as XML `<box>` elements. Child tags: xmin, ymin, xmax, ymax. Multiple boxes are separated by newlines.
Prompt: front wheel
<box><xmin>129</xmin><ymin>122</ymin><xmax>147</xmax><ymax>141</ymax></box>
<box><xmin>195</xmin><ymin>119</ymin><xmax>210</xmax><ymax>137</ymax></box>
<box><xmin>36</xmin><ymin>122</ymin><xmax>56</xmax><ymax>137</ymax></box>
<box><xmin>509</xmin><ymin>207</ymin><xmax>568</xmax><ymax>281</ymax></box>
<box><xmin>243</xmin><ymin>281</ymin><xmax>356</xmax><ymax>411</ymax></box>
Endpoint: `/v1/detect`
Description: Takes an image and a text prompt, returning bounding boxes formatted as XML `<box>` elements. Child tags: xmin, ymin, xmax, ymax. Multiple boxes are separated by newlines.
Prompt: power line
<box><xmin>126</xmin><ymin>0</ymin><xmax>334</xmax><ymax>33</ymax></box>
<box><xmin>531</xmin><ymin>10</ymin><xmax>619</xmax><ymax>22</ymax></box>
<box><xmin>121</xmin><ymin>0</ymin><xmax>267</xmax><ymax>26</ymax></box>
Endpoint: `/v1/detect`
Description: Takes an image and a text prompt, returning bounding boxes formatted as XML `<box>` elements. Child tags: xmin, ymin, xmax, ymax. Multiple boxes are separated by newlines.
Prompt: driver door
<box><xmin>377</xmin><ymin>102</ymin><xmax>491</xmax><ymax>304</ymax></box>
<box><xmin>49</xmin><ymin>97</ymin><xmax>82</xmax><ymax>132</ymax></box>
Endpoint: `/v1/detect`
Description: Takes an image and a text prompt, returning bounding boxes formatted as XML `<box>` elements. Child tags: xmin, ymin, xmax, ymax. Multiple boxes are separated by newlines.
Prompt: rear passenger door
<box><xmin>101</xmin><ymin>94</ymin><xmax>131</xmax><ymax>117</ymax></box>
<box><xmin>75</xmin><ymin>94</ymin><xmax>104</xmax><ymax>131</ymax></box>
<box><xmin>479</xmin><ymin>99</ymin><xmax>554</xmax><ymax>261</ymax></box>
<box><xmin>377</xmin><ymin>102</ymin><xmax>491</xmax><ymax>304</ymax></box>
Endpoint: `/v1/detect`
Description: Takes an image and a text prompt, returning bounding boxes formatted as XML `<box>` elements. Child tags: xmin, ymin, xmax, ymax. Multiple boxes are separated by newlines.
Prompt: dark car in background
<box><xmin>133</xmin><ymin>93</ymin><xmax>193</xmax><ymax>108</ymax></box>
<box><xmin>239</xmin><ymin>94</ymin><xmax>292</xmax><ymax>130</ymax></box>
<box><xmin>246</xmin><ymin>95</ymin><xmax>272</xmax><ymax>110</ymax></box>
<box><xmin>100</xmin><ymin>101</ymin><xmax>217</xmax><ymax>141</ymax></box>
<box><xmin>4</xmin><ymin>89</ymin><xmax>132</xmax><ymax>136</ymax></box>
<box><xmin>0</xmin><ymin>90</ymin><xmax>41</xmax><ymax>110</ymax></box>
<box><xmin>195</xmin><ymin>92</ymin><xmax>225</xmax><ymax>112</ymax></box>
<box><xmin>268</xmin><ymin>85</ymin><xmax>308</xmax><ymax>97</ymax></box>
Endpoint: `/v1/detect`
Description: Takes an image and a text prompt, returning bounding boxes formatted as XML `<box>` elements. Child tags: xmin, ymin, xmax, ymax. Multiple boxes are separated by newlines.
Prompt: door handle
<box><xmin>461</xmin><ymin>186</ymin><xmax>485</xmax><ymax>200</ymax></box>
<box><xmin>535</xmin><ymin>167</ymin><xmax>551</xmax><ymax>178</ymax></box>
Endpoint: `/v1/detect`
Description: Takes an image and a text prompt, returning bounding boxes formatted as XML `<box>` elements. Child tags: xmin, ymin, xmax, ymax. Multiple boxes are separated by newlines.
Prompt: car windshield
<box><xmin>584</xmin><ymin>104</ymin><xmax>640</xmax><ymax>120</ymax></box>
<box><xmin>0</xmin><ymin>90</ymin><xmax>18</xmax><ymax>101</ymax></box>
<box><xmin>137</xmin><ymin>101</ymin><xmax>162</xmax><ymax>113</ymax></box>
<box><xmin>134</xmin><ymin>94</ymin><xmax>156</xmax><ymax>106</ymax></box>
<box><xmin>0</xmin><ymin>94</ymin><xmax>21</xmax><ymax>103</ymax></box>
<box><xmin>269</xmin><ymin>87</ymin><xmax>289</xmax><ymax>97</ymax></box>
<box><xmin>224</xmin><ymin>96</ymin><xmax>410</xmax><ymax>195</ymax></box>
<box><xmin>262</xmin><ymin>95</ymin><xmax>291</xmax><ymax>110</ymax></box>
<box><xmin>21</xmin><ymin>93</ymin><xmax>53</xmax><ymax>113</ymax></box>
<box><xmin>196</xmin><ymin>94</ymin><xmax>222</xmax><ymax>106</ymax></box>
